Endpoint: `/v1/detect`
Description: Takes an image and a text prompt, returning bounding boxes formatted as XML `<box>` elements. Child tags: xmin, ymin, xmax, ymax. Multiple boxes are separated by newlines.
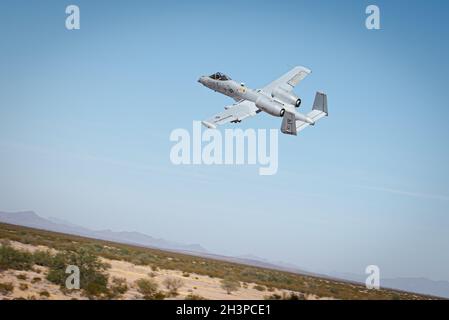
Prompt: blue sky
<box><xmin>1</xmin><ymin>0</ymin><xmax>449</xmax><ymax>281</ymax></box>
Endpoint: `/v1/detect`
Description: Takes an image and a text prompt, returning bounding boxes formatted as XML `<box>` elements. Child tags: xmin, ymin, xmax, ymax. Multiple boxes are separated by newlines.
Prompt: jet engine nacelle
<box><xmin>271</xmin><ymin>87</ymin><xmax>301</xmax><ymax>108</ymax></box>
<box><xmin>255</xmin><ymin>97</ymin><xmax>285</xmax><ymax>117</ymax></box>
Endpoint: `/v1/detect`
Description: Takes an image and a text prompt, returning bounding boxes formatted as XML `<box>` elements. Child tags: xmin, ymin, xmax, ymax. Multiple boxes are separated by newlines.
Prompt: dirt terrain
<box><xmin>0</xmin><ymin>240</ymin><xmax>314</xmax><ymax>300</ymax></box>
<box><xmin>0</xmin><ymin>223</ymin><xmax>434</xmax><ymax>300</ymax></box>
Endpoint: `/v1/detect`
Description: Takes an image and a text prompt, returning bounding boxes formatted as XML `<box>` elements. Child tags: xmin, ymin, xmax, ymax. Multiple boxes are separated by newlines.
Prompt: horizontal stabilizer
<box><xmin>295</xmin><ymin>92</ymin><xmax>328</xmax><ymax>133</ymax></box>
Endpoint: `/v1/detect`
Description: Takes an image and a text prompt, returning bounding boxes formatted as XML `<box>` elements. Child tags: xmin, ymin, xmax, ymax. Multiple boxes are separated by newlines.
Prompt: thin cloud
<box><xmin>0</xmin><ymin>139</ymin><xmax>217</xmax><ymax>183</ymax></box>
<box><xmin>355</xmin><ymin>185</ymin><xmax>449</xmax><ymax>201</ymax></box>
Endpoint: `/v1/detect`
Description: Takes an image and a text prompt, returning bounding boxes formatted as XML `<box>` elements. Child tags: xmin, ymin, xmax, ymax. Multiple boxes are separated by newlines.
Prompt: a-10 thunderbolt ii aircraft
<box><xmin>198</xmin><ymin>66</ymin><xmax>328</xmax><ymax>136</ymax></box>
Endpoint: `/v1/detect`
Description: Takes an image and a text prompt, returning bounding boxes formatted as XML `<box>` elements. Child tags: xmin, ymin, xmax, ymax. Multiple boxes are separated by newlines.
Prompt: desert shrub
<box><xmin>0</xmin><ymin>245</ymin><xmax>34</xmax><ymax>271</ymax></box>
<box><xmin>391</xmin><ymin>294</ymin><xmax>401</xmax><ymax>300</ymax></box>
<box><xmin>46</xmin><ymin>248</ymin><xmax>109</xmax><ymax>298</ymax></box>
<box><xmin>185</xmin><ymin>294</ymin><xmax>206</xmax><ymax>300</ymax></box>
<box><xmin>19</xmin><ymin>283</ymin><xmax>29</xmax><ymax>291</ymax></box>
<box><xmin>152</xmin><ymin>265</ymin><xmax>159</xmax><ymax>272</ymax></box>
<box><xmin>163</xmin><ymin>277</ymin><xmax>184</xmax><ymax>296</ymax></box>
<box><xmin>136</xmin><ymin>278</ymin><xmax>164</xmax><ymax>300</ymax></box>
<box><xmin>31</xmin><ymin>277</ymin><xmax>42</xmax><ymax>283</ymax></box>
<box><xmin>220</xmin><ymin>278</ymin><xmax>240</xmax><ymax>294</ymax></box>
<box><xmin>16</xmin><ymin>273</ymin><xmax>27</xmax><ymax>280</ymax></box>
<box><xmin>253</xmin><ymin>284</ymin><xmax>266</xmax><ymax>291</ymax></box>
<box><xmin>264</xmin><ymin>292</ymin><xmax>305</xmax><ymax>300</ymax></box>
<box><xmin>264</xmin><ymin>293</ymin><xmax>282</xmax><ymax>300</ymax></box>
<box><xmin>0</xmin><ymin>282</ymin><xmax>14</xmax><ymax>295</ymax></box>
<box><xmin>329</xmin><ymin>287</ymin><xmax>339</xmax><ymax>294</ymax></box>
<box><xmin>32</xmin><ymin>267</ymin><xmax>42</xmax><ymax>274</ymax></box>
<box><xmin>20</xmin><ymin>234</ymin><xmax>37</xmax><ymax>244</ymax></box>
<box><xmin>283</xmin><ymin>292</ymin><xmax>305</xmax><ymax>300</ymax></box>
<box><xmin>130</xmin><ymin>253</ymin><xmax>153</xmax><ymax>266</ymax></box>
<box><xmin>109</xmin><ymin>277</ymin><xmax>128</xmax><ymax>298</ymax></box>
<box><xmin>39</xmin><ymin>290</ymin><xmax>50</xmax><ymax>297</ymax></box>
<box><xmin>152</xmin><ymin>291</ymin><xmax>166</xmax><ymax>300</ymax></box>
<box><xmin>239</xmin><ymin>268</ymin><xmax>255</xmax><ymax>277</ymax></box>
<box><xmin>32</xmin><ymin>250</ymin><xmax>54</xmax><ymax>267</ymax></box>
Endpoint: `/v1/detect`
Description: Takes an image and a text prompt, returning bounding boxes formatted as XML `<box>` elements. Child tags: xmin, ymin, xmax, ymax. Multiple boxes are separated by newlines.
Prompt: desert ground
<box><xmin>0</xmin><ymin>223</ymin><xmax>434</xmax><ymax>300</ymax></box>
<box><xmin>1</xmin><ymin>240</ymin><xmax>319</xmax><ymax>300</ymax></box>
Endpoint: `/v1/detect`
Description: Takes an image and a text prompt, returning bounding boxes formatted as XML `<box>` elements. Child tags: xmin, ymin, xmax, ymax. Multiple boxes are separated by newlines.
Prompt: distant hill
<box><xmin>0</xmin><ymin>211</ymin><xmax>207</xmax><ymax>254</ymax></box>
<box><xmin>382</xmin><ymin>277</ymin><xmax>449</xmax><ymax>299</ymax></box>
<box><xmin>331</xmin><ymin>272</ymin><xmax>449</xmax><ymax>299</ymax></box>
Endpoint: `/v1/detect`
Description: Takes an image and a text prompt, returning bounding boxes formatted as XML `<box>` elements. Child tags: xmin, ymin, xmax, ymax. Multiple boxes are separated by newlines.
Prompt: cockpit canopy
<box><xmin>209</xmin><ymin>72</ymin><xmax>231</xmax><ymax>81</ymax></box>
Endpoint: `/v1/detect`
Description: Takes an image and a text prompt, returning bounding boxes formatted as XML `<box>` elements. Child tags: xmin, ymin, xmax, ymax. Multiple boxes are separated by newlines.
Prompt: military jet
<box><xmin>198</xmin><ymin>66</ymin><xmax>328</xmax><ymax>135</ymax></box>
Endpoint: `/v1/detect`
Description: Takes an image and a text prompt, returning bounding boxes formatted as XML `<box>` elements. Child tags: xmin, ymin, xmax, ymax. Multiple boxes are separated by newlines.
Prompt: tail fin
<box><xmin>312</xmin><ymin>91</ymin><xmax>328</xmax><ymax>115</ymax></box>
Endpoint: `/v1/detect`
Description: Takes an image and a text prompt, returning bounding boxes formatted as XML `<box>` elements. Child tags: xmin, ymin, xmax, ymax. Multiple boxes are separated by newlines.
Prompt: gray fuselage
<box><xmin>198</xmin><ymin>76</ymin><xmax>260</xmax><ymax>103</ymax></box>
<box><xmin>198</xmin><ymin>73</ymin><xmax>314</xmax><ymax>124</ymax></box>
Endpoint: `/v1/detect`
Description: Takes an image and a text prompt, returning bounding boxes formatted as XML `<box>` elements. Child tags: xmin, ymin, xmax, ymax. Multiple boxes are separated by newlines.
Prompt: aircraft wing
<box><xmin>202</xmin><ymin>100</ymin><xmax>259</xmax><ymax>129</ymax></box>
<box><xmin>262</xmin><ymin>66</ymin><xmax>311</xmax><ymax>95</ymax></box>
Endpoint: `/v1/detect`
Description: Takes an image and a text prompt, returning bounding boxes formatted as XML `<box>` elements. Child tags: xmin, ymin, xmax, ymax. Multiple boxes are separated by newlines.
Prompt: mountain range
<box><xmin>0</xmin><ymin>210</ymin><xmax>206</xmax><ymax>253</ymax></box>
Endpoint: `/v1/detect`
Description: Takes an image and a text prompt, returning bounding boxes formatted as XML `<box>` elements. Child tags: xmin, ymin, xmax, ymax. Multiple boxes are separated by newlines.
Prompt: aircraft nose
<box><xmin>198</xmin><ymin>76</ymin><xmax>207</xmax><ymax>85</ymax></box>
